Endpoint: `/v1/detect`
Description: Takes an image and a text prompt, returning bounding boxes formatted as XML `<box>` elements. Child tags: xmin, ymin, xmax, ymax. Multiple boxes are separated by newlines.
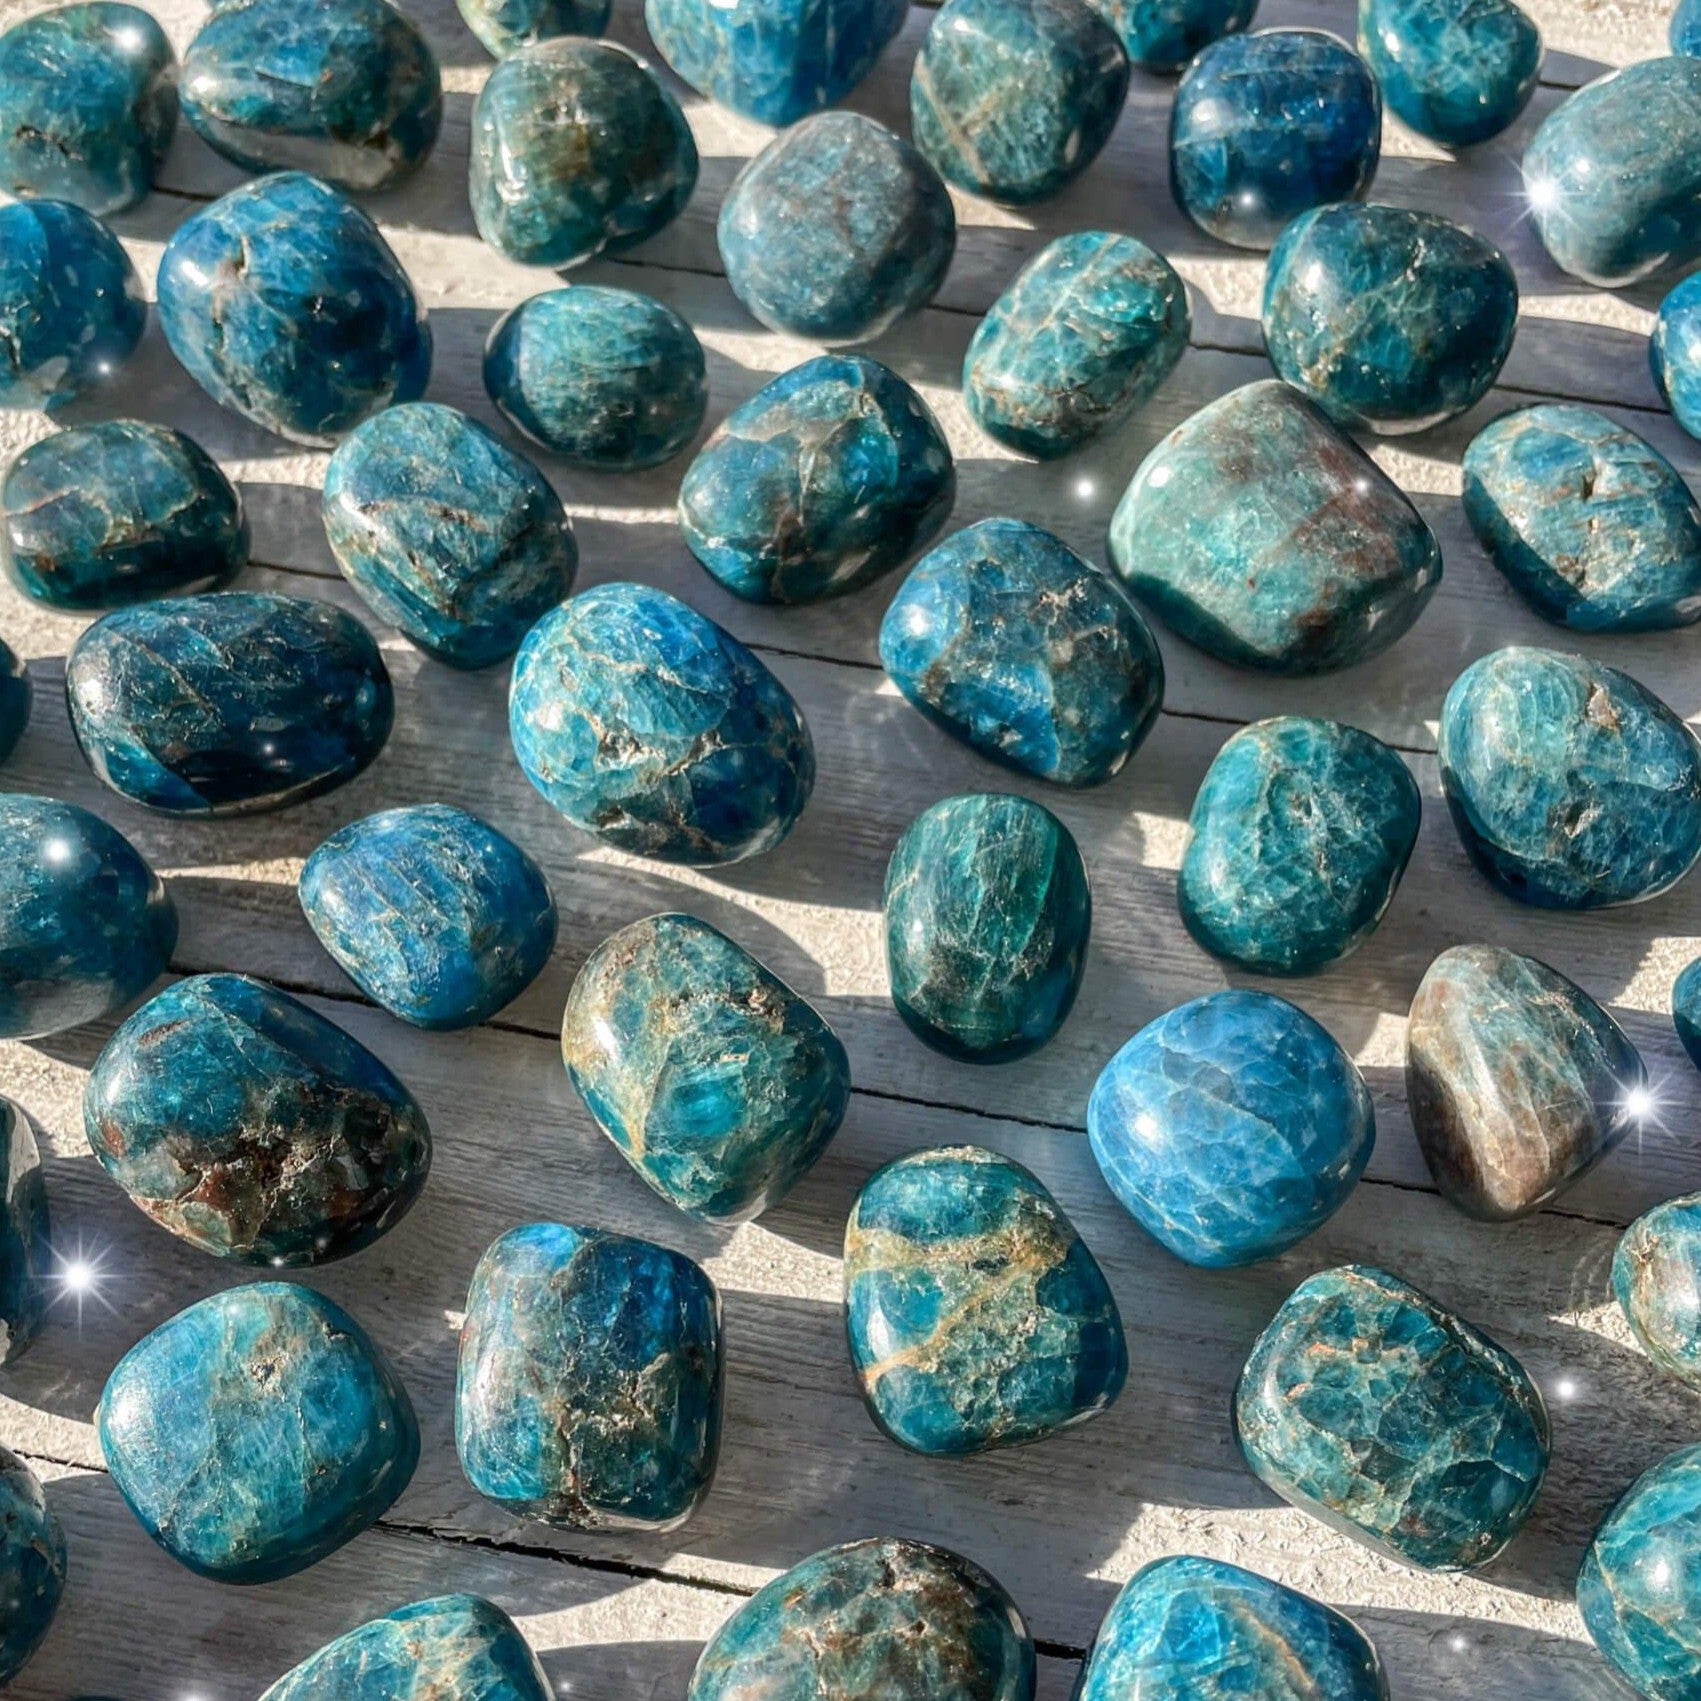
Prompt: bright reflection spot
<box><xmin>1449</xmin><ymin>1635</ymin><xmax>1468</xmax><ymax>1653</ymax></box>
<box><xmin>1075</xmin><ymin>477</ymin><xmax>1096</xmax><ymax>501</ymax></box>
<box><xmin>1526</xmin><ymin>175</ymin><xmax>1558</xmax><ymax>212</ymax></box>
<box><xmin>1625</xmin><ymin>1084</ymin><xmax>1659</xmax><ymax>1121</ymax></box>
<box><xmin>1553</xmin><ymin>1375</ymin><xmax>1579</xmax><ymax>1402</ymax></box>
<box><xmin>50</xmin><ymin>1237</ymin><xmax>116</xmax><ymax>1325</ymax></box>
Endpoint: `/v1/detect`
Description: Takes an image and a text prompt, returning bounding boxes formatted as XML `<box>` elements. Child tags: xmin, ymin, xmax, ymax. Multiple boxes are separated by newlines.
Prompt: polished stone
<box><xmin>469</xmin><ymin>39</ymin><xmax>697</xmax><ymax>268</ymax></box>
<box><xmin>85</xmin><ymin>972</ymin><xmax>431</xmax><ymax>1264</ymax></box>
<box><xmin>457</xmin><ymin>1222</ymin><xmax>723</xmax><ymax>1530</ymax></box>
<box><xmin>67</xmin><ymin>590</ymin><xmax>394</xmax><ymax>816</ymax></box>
<box><xmin>881</xmin><ymin>517</ymin><xmax>1163</xmax><ymax>787</ymax></box>
<box><xmin>1235</xmin><ymin>1264</ymin><xmax>1550</xmax><ymax>1569</ymax></box>
<box><xmin>1358</xmin><ymin>0</ymin><xmax>1539</xmax><ymax>146</ymax></box>
<box><xmin>1678</xmin><ymin>0</ymin><xmax>1701</xmax><ymax>55</ymax></box>
<box><xmin>1108</xmin><ymin>381</ymin><xmax>1442</xmax><ymax>673</ymax></box>
<box><xmin>719</xmin><ymin>111</ymin><xmax>956</xmax><ymax>343</ymax></box>
<box><xmin>963</xmin><ymin>231</ymin><xmax>1189</xmax><ymax>459</ymax></box>
<box><xmin>99</xmin><ymin>1281</ymin><xmax>418</xmax><ymax>1582</ymax></box>
<box><xmin>157</xmin><ymin>171</ymin><xmax>430</xmax><ymax>445</ymax></box>
<box><xmin>561</xmin><ymin>913</ymin><xmax>849</xmax><ymax>1222</ymax></box>
<box><xmin>1615</xmin><ymin>1195</ymin><xmax>1701</xmax><ymax>1387</ymax></box>
<box><xmin>509</xmin><ymin>581</ymin><xmax>814</xmax><ymax>865</ymax></box>
<box><xmin>301</xmin><ymin>804</ymin><xmax>557</xmax><ymax>1030</ymax></box>
<box><xmin>1089</xmin><ymin>989</ymin><xmax>1374</xmax><ymax>1268</ymax></box>
<box><xmin>483</xmin><ymin>285</ymin><xmax>707</xmax><ymax>471</ymax></box>
<box><xmin>0</xmin><ymin>640</ymin><xmax>25</xmax><ymax>763</ymax></box>
<box><xmin>1087</xmin><ymin>0</ymin><xmax>1256</xmax><ymax>71</ymax></box>
<box><xmin>1437</xmin><ymin>646</ymin><xmax>1701</xmax><ymax>908</ymax></box>
<box><xmin>680</xmin><ymin>354</ymin><xmax>955</xmax><ymax>605</ymax></box>
<box><xmin>844</xmin><ymin>1146</ymin><xmax>1126</xmax><ymax>1454</ymax></box>
<box><xmin>0</xmin><ymin>1098</ymin><xmax>49</xmax><ymax>1365</ymax></box>
<box><xmin>885</xmin><ymin>792</ymin><xmax>1091</xmax><ymax>1063</ymax></box>
<box><xmin>1652</xmin><ymin>273</ymin><xmax>1701</xmax><ymax>440</ymax></box>
<box><xmin>1677</xmin><ymin>956</ymin><xmax>1701</xmax><ymax>1070</ymax></box>
<box><xmin>0</xmin><ymin>1449</ymin><xmax>64</xmax><ymax>1686</ymax></box>
<box><xmin>323</xmin><ymin>402</ymin><xmax>577</xmax><ymax>669</ymax></box>
<box><xmin>458</xmin><ymin>0</ymin><xmax>612</xmax><ymax>56</ymax></box>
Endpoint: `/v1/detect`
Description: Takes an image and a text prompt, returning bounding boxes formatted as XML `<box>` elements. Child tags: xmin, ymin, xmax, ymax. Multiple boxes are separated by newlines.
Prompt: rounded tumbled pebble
<box><xmin>0</xmin><ymin>642</ymin><xmax>28</xmax><ymax>764</ymax></box>
<box><xmin>0</xmin><ymin>1449</ymin><xmax>64</xmax><ymax>1685</ymax></box>
<box><xmin>1678</xmin><ymin>0</ymin><xmax>1701</xmax><ymax>55</ymax></box>
<box><xmin>1677</xmin><ymin>956</ymin><xmax>1701</xmax><ymax>1070</ymax></box>
<box><xmin>1652</xmin><ymin>272</ymin><xmax>1701</xmax><ymax>440</ymax></box>
<box><xmin>457</xmin><ymin>0</ymin><xmax>612</xmax><ymax>56</ymax></box>
<box><xmin>1615</xmin><ymin>1195</ymin><xmax>1701</xmax><ymax>1387</ymax></box>
<box><xmin>1086</xmin><ymin>0</ymin><xmax>1256</xmax><ymax>71</ymax></box>
<box><xmin>0</xmin><ymin>1096</ymin><xmax>51</xmax><ymax>1364</ymax></box>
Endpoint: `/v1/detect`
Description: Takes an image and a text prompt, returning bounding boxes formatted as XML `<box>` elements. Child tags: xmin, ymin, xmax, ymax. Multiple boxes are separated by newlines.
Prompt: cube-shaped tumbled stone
<box><xmin>1616</xmin><ymin>1195</ymin><xmax>1701</xmax><ymax>1387</ymax></box>
<box><xmin>0</xmin><ymin>1097</ymin><xmax>49</xmax><ymax>1364</ymax></box>
<box><xmin>0</xmin><ymin>1448</ymin><xmax>64</xmax><ymax>1685</ymax></box>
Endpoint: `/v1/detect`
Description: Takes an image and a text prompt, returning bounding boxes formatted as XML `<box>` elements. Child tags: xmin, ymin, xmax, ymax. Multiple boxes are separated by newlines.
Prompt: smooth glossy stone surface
<box><xmin>1108</xmin><ymin>381</ymin><xmax>1441</xmax><ymax>674</ymax></box>
<box><xmin>483</xmin><ymin>285</ymin><xmax>707</xmax><ymax>471</ymax></box>
<box><xmin>458</xmin><ymin>1222</ymin><xmax>723</xmax><ymax>1530</ymax></box>
<box><xmin>1437</xmin><ymin>646</ymin><xmax>1701</xmax><ymax>908</ymax></box>
<box><xmin>0</xmin><ymin>640</ymin><xmax>25</xmax><ymax>763</ymax></box>
<box><xmin>0</xmin><ymin>1449</ymin><xmax>64</xmax><ymax>1685</ymax></box>
<box><xmin>509</xmin><ymin>582</ymin><xmax>814</xmax><ymax>865</ymax></box>
<box><xmin>67</xmin><ymin>590</ymin><xmax>394</xmax><ymax>816</ymax></box>
<box><xmin>1654</xmin><ymin>273</ymin><xmax>1701</xmax><ymax>440</ymax></box>
<box><xmin>85</xmin><ymin>972</ymin><xmax>430</xmax><ymax>1264</ymax></box>
<box><xmin>458</xmin><ymin>0</ymin><xmax>611</xmax><ymax>56</ymax></box>
<box><xmin>1235</xmin><ymin>1264</ymin><xmax>1550</xmax><ymax>1570</ymax></box>
<box><xmin>1358</xmin><ymin>0</ymin><xmax>1539</xmax><ymax>146</ymax></box>
<box><xmin>680</xmin><ymin>354</ymin><xmax>954</xmax><ymax>606</ymax></box>
<box><xmin>718</xmin><ymin>111</ymin><xmax>956</xmax><ymax>343</ymax></box>
<box><xmin>1678</xmin><ymin>956</ymin><xmax>1701</xmax><ymax>1070</ymax></box>
<box><xmin>844</xmin><ymin>1146</ymin><xmax>1126</xmax><ymax>1454</ymax></box>
<box><xmin>99</xmin><ymin>1281</ymin><xmax>418</xmax><ymax>1582</ymax></box>
<box><xmin>1616</xmin><ymin>1195</ymin><xmax>1701</xmax><ymax>1387</ymax></box>
<box><xmin>301</xmin><ymin>804</ymin><xmax>557</xmax><ymax>1030</ymax></box>
<box><xmin>469</xmin><ymin>39</ymin><xmax>697</xmax><ymax>268</ymax></box>
<box><xmin>1678</xmin><ymin>0</ymin><xmax>1701</xmax><ymax>55</ymax></box>
<box><xmin>323</xmin><ymin>402</ymin><xmax>577</xmax><ymax>669</ymax></box>
<box><xmin>1086</xmin><ymin>0</ymin><xmax>1256</xmax><ymax>71</ymax></box>
<box><xmin>0</xmin><ymin>1098</ymin><xmax>49</xmax><ymax>1365</ymax></box>
<box><xmin>561</xmin><ymin>913</ymin><xmax>848</xmax><ymax>1223</ymax></box>
<box><xmin>1170</xmin><ymin>30</ymin><xmax>1380</xmax><ymax>249</ymax></box>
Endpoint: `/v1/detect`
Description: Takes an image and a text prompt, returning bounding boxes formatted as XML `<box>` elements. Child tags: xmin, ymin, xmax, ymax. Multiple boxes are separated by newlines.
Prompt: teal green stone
<box><xmin>457</xmin><ymin>0</ymin><xmax>611</xmax><ymax>57</ymax></box>
<box><xmin>0</xmin><ymin>1449</ymin><xmax>64</xmax><ymax>1685</ymax></box>
<box><xmin>0</xmin><ymin>639</ymin><xmax>25</xmax><ymax>762</ymax></box>
<box><xmin>0</xmin><ymin>1097</ymin><xmax>49</xmax><ymax>1364</ymax></box>
<box><xmin>1085</xmin><ymin>0</ymin><xmax>1256</xmax><ymax>71</ymax></box>
<box><xmin>1652</xmin><ymin>272</ymin><xmax>1701</xmax><ymax>440</ymax></box>
<box><xmin>1615</xmin><ymin>1195</ymin><xmax>1701</xmax><ymax>1387</ymax></box>
<box><xmin>1678</xmin><ymin>0</ymin><xmax>1701</xmax><ymax>54</ymax></box>
<box><xmin>1677</xmin><ymin>955</ymin><xmax>1701</xmax><ymax>1070</ymax></box>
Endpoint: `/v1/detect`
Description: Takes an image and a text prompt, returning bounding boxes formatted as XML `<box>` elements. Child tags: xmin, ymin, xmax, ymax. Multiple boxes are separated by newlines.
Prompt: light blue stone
<box><xmin>0</xmin><ymin>1449</ymin><xmax>64</xmax><ymax>1686</ymax></box>
<box><xmin>1677</xmin><ymin>955</ymin><xmax>1701</xmax><ymax>1070</ymax></box>
<box><xmin>1358</xmin><ymin>0</ymin><xmax>1540</xmax><ymax>146</ymax></box>
<box><xmin>1615</xmin><ymin>1194</ymin><xmax>1701</xmax><ymax>1387</ymax></box>
<box><xmin>1652</xmin><ymin>272</ymin><xmax>1701</xmax><ymax>440</ymax></box>
<box><xmin>0</xmin><ymin>1097</ymin><xmax>49</xmax><ymax>1364</ymax></box>
<box><xmin>0</xmin><ymin>641</ymin><xmax>27</xmax><ymax>764</ymax></box>
<box><xmin>457</xmin><ymin>0</ymin><xmax>611</xmax><ymax>57</ymax></box>
<box><xmin>1678</xmin><ymin>0</ymin><xmax>1701</xmax><ymax>56</ymax></box>
<box><xmin>1084</xmin><ymin>0</ymin><xmax>1256</xmax><ymax>72</ymax></box>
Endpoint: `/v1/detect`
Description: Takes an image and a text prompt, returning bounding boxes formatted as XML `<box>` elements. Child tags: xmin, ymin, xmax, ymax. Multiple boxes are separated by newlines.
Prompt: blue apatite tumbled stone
<box><xmin>1616</xmin><ymin>1195</ymin><xmax>1701</xmax><ymax>1387</ymax></box>
<box><xmin>67</xmin><ymin>591</ymin><xmax>394</xmax><ymax>817</ymax></box>
<box><xmin>680</xmin><ymin>355</ymin><xmax>954</xmax><ymax>605</ymax></box>
<box><xmin>1358</xmin><ymin>0</ymin><xmax>1539</xmax><ymax>147</ymax></box>
<box><xmin>1170</xmin><ymin>30</ymin><xmax>1381</xmax><ymax>249</ymax></box>
<box><xmin>0</xmin><ymin>641</ymin><xmax>25</xmax><ymax>763</ymax></box>
<box><xmin>300</xmin><ymin>804</ymin><xmax>557</xmax><ymax>1030</ymax></box>
<box><xmin>561</xmin><ymin>912</ymin><xmax>849</xmax><ymax>1222</ymax></box>
<box><xmin>0</xmin><ymin>1097</ymin><xmax>49</xmax><ymax>1364</ymax></box>
<box><xmin>1678</xmin><ymin>956</ymin><xmax>1701</xmax><ymax>1070</ymax></box>
<box><xmin>1438</xmin><ymin>646</ymin><xmax>1701</xmax><ymax>908</ymax></box>
<box><xmin>457</xmin><ymin>1222</ymin><xmax>724</xmax><ymax>1530</ymax></box>
<box><xmin>85</xmin><ymin>972</ymin><xmax>431</xmax><ymax>1264</ymax></box>
<box><xmin>1263</xmin><ymin>204</ymin><xmax>1517</xmax><ymax>434</ymax></box>
<box><xmin>844</xmin><ymin>1146</ymin><xmax>1126</xmax><ymax>1454</ymax></box>
<box><xmin>509</xmin><ymin>582</ymin><xmax>814</xmax><ymax>865</ymax></box>
<box><xmin>156</xmin><ymin>172</ymin><xmax>430</xmax><ymax>445</ymax></box>
<box><xmin>1654</xmin><ymin>273</ymin><xmax>1701</xmax><ymax>440</ymax></box>
<box><xmin>1086</xmin><ymin>0</ymin><xmax>1256</xmax><ymax>71</ymax></box>
<box><xmin>1679</xmin><ymin>0</ymin><xmax>1701</xmax><ymax>55</ymax></box>
<box><xmin>458</xmin><ymin>0</ymin><xmax>611</xmax><ymax>57</ymax></box>
<box><xmin>719</xmin><ymin>112</ymin><xmax>957</xmax><ymax>343</ymax></box>
<box><xmin>99</xmin><ymin>1281</ymin><xmax>418</xmax><ymax>1582</ymax></box>
<box><xmin>1108</xmin><ymin>381</ymin><xmax>1442</xmax><ymax>673</ymax></box>
<box><xmin>1235</xmin><ymin>1264</ymin><xmax>1550</xmax><ymax>1569</ymax></box>
<box><xmin>323</xmin><ymin>402</ymin><xmax>577</xmax><ymax>669</ymax></box>
<box><xmin>483</xmin><ymin>285</ymin><xmax>707</xmax><ymax>471</ymax></box>
<box><xmin>0</xmin><ymin>1449</ymin><xmax>64</xmax><ymax>1686</ymax></box>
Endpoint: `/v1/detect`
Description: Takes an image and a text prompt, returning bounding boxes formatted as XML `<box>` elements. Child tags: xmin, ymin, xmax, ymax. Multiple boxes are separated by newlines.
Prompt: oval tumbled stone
<box><xmin>0</xmin><ymin>640</ymin><xmax>26</xmax><ymax>763</ymax></box>
<box><xmin>1653</xmin><ymin>272</ymin><xmax>1701</xmax><ymax>440</ymax></box>
<box><xmin>1088</xmin><ymin>0</ymin><xmax>1256</xmax><ymax>71</ymax></box>
<box><xmin>1358</xmin><ymin>0</ymin><xmax>1539</xmax><ymax>147</ymax></box>
<box><xmin>0</xmin><ymin>1097</ymin><xmax>50</xmax><ymax>1364</ymax></box>
<box><xmin>0</xmin><ymin>1448</ymin><xmax>64</xmax><ymax>1686</ymax></box>
<box><xmin>1616</xmin><ymin>1195</ymin><xmax>1701</xmax><ymax>1387</ymax></box>
<box><xmin>1678</xmin><ymin>955</ymin><xmax>1701</xmax><ymax>1071</ymax></box>
<box><xmin>457</xmin><ymin>0</ymin><xmax>612</xmax><ymax>57</ymax></box>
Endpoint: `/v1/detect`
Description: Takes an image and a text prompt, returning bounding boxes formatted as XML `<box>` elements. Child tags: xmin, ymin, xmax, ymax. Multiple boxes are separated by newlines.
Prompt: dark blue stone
<box><xmin>1235</xmin><ymin>1264</ymin><xmax>1551</xmax><ymax>1570</ymax></box>
<box><xmin>458</xmin><ymin>0</ymin><xmax>612</xmax><ymax>57</ymax></box>
<box><xmin>156</xmin><ymin>171</ymin><xmax>430</xmax><ymax>445</ymax></box>
<box><xmin>85</xmin><ymin>972</ymin><xmax>431</xmax><ymax>1264</ymax></box>
<box><xmin>1085</xmin><ymin>0</ymin><xmax>1256</xmax><ymax>71</ymax></box>
<box><xmin>1652</xmin><ymin>272</ymin><xmax>1701</xmax><ymax>440</ymax></box>
<box><xmin>99</xmin><ymin>1281</ymin><xmax>418</xmax><ymax>1582</ymax></box>
<box><xmin>719</xmin><ymin>111</ymin><xmax>956</xmax><ymax>343</ymax></box>
<box><xmin>457</xmin><ymin>1222</ymin><xmax>723</xmax><ymax>1530</ymax></box>
<box><xmin>1170</xmin><ymin>29</ymin><xmax>1381</xmax><ymax>249</ymax></box>
<box><xmin>0</xmin><ymin>792</ymin><xmax>176</xmax><ymax>1040</ymax></box>
<box><xmin>2</xmin><ymin>419</ymin><xmax>247</xmax><ymax>610</ymax></box>
<box><xmin>322</xmin><ymin>402</ymin><xmax>577</xmax><ymax>669</ymax></box>
<box><xmin>1615</xmin><ymin>1194</ymin><xmax>1701</xmax><ymax>1387</ymax></box>
<box><xmin>300</xmin><ymin>804</ymin><xmax>557</xmax><ymax>1030</ymax></box>
<box><xmin>0</xmin><ymin>640</ymin><xmax>28</xmax><ymax>763</ymax></box>
<box><xmin>680</xmin><ymin>354</ymin><xmax>955</xmax><ymax>605</ymax></box>
<box><xmin>1358</xmin><ymin>0</ymin><xmax>1539</xmax><ymax>146</ymax></box>
<box><xmin>0</xmin><ymin>1449</ymin><xmax>64</xmax><ymax>1685</ymax></box>
<box><xmin>1678</xmin><ymin>0</ymin><xmax>1701</xmax><ymax>56</ymax></box>
<box><xmin>0</xmin><ymin>1097</ymin><xmax>49</xmax><ymax>1364</ymax></box>
<box><xmin>67</xmin><ymin>590</ymin><xmax>394</xmax><ymax>817</ymax></box>
<box><xmin>1438</xmin><ymin>646</ymin><xmax>1701</xmax><ymax>908</ymax></box>
<box><xmin>845</xmin><ymin>1146</ymin><xmax>1125</xmax><ymax>1454</ymax></box>
<box><xmin>561</xmin><ymin>912</ymin><xmax>849</xmax><ymax>1222</ymax></box>
<box><xmin>483</xmin><ymin>285</ymin><xmax>707</xmax><ymax>471</ymax></box>
<box><xmin>1088</xmin><ymin>989</ymin><xmax>1374</xmax><ymax>1268</ymax></box>
<box><xmin>509</xmin><ymin>581</ymin><xmax>814</xmax><ymax>865</ymax></box>
<box><xmin>1677</xmin><ymin>955</ymin><xmax>1701</xmax><ymax>1071</ymax></box>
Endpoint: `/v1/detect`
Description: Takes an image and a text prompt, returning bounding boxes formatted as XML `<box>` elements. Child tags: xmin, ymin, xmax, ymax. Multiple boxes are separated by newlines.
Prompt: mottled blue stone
<box><xmin>1652</xmin><ymin>272</ymin><xmax>1701</xmax><ymax>440</ymax></box>
<box><xmin>0</xmin><ymin>792</ymin><xmax>176</xmax><ymax>1040</ymax></box>
<box><xmin>1108</xmin><ymin>381</ymin><xmax>1442</xmax><ymax>674</ymax></box>
<box><xmin>67</xmin><ymin>591</ymin><xmax>394</xmax><ymax>817</ymax></box>
<box><xmin>85</xmin><ymin>972</ymin><xmax>430</xmax><ymax>1264</ymax></box>
<box><xmin>99</xmin><ymin>1281</ymin><xmax>418</xmax><ymax>1582</ymax></box>
<box><xmin>458</xmin><ymin>0</ymin><xmax>611</xmax><ymax>57</ymax></box>
<box><xmin>1085</xmin><ymin>0</ymin><xmax>1256</xmax><ymax>71</ymax></box>
<box><xmin>910</xmin><ymin>0</ymin><xmax>1129</xmax><ymax>204</ymax></box>
<box><xmin>0</xmin><ymin>1449</ymin><xmax>64</xmax><ymax>1685</ymax></box>
<box><xmin>719</xmin><ymin>111</ymin><xmax>956</xmax><ymax>343</ymax></box>
<box><xmin>1677</xmin><ymin>956</ymin><xmax>1701</xmax><ymax>1070</ymax></box>
<box><xmin>469</xmin><ymin>40</ymin><xmax>697</xmax><ymax>268</ymax></box>
<box><xmin>323</xmin><ymin>402</ymin><xmax>577</xmax><ymax>669</ymax></box>
<box><xmin>1358</xmin><ymin>0</ymin><xmax>1539</xmax><ymax>146</ymax></box>
<box><xmin>457</xmin><ymin>1222</ymin><xmax>723</xmax><ymax>1530</ymax></box>
<box><xmin>0</xmin><ymin>199</ymin><xmax>144</xmax><ymax>411</ymax></box>
<box><xmin>1088</xmin><ymin>989</ymin><xmax>1374</xmax><ymax>1268</ymax></box>
<box><xmin>561</xmin><ymin>913</ymin><xmax>849</xmax><ymax>1222</ymax></box>
<box><xmin>0</xmin><ymin>641</ymin><xmax>27</xmax><ymax>764</ymax></box>
<box><xmin>844</xmin><ymin>1146</ymin><xmax>1126</xmax><ymax>1454</ymax></box>
<box><xmin>1678</xmin><ymin>0</ymin><xmax>1701</xmax><ymax>56</ymax></box>
<box><xmin>0</xmin><ymin>3</ymin><xmax>175</xmax><ymax>213</ymax></box>
<box><xmin>300</xmin><ymin>804</ymin><xmax>557</xmax><ymax>1030</ymax></box>
<box><xmin>2</xmin><ymin>420</ymin><xmax>246</xmax><ymax>610</ymax></box>
<box><xmin>0</xmin><ymin>1097</ymin><xmax>49</xmax><ymax>1364</ymax></box>
<box><xmin>1437</xmin><ymin>646</ymin><xmax>1701</xmax><ymax>908</ymax></box>
<box><xmin>1170</xmin><ymin>30</ymin><xmax>1381</xmax><ymax>249</ymax></box>
<box><xmin>881</xmin><ymin>517</ymin><xmax>1163</xmax><ymax>787</ymax></box>
<box><xmin>1615</xmin><ymin>1195</ymin><xmax>1701</xmax><ymax>1387</ymax></box>
<box><xmin>483</xmin><ymin>285</ymin><xmax>707</xmax><ymax>471</ymax></box>
<box><xmin>156</xmin><ymin>171</ymin><xmax>430</xmax><ymax>445</ymax></box>
<box><xmin>509</xmin><ymin>582</ymin><xmax>814</xmax><ymax>865</ymax></box>
<box><xmin>1235</xmin><ymin>1264</ymin><xmax>1550</xmax><ymax>1570</ymax></box>
<box><xmin>680</xmin><ymin>354</ymin><xmax>955</xmax><ymax>605</ymax></box>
